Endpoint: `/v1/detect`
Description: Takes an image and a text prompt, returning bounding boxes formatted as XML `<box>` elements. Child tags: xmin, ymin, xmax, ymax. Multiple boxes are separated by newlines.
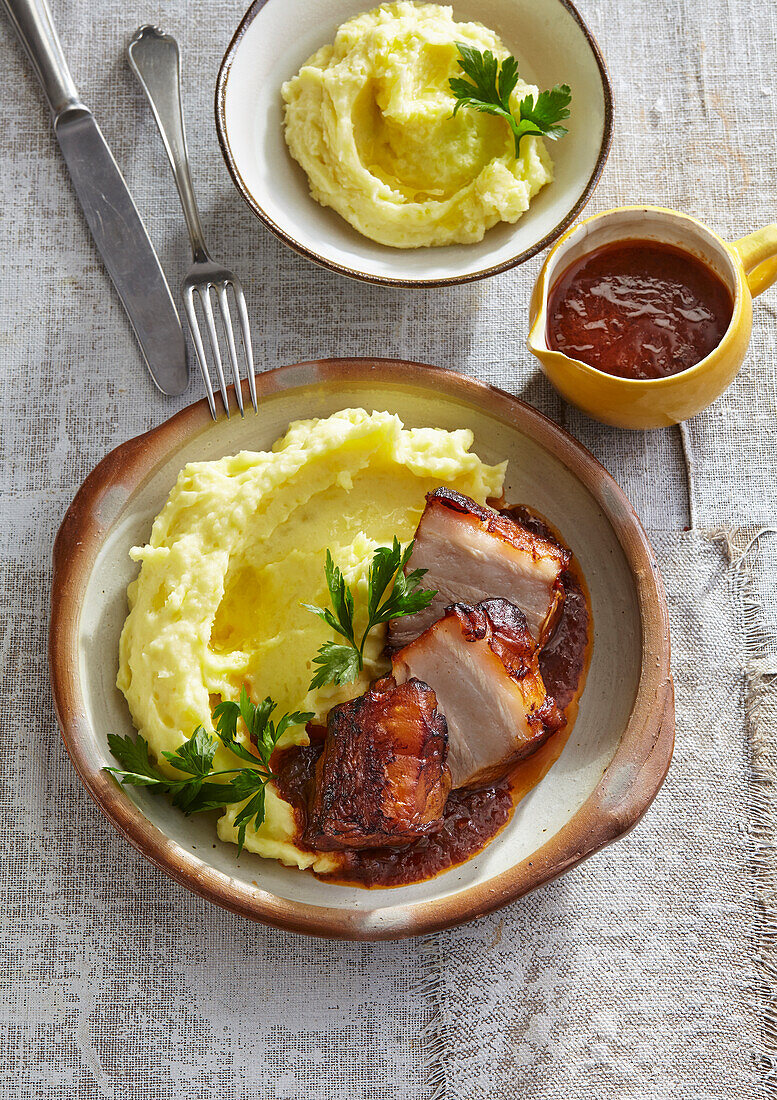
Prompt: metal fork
<box><xmin>128</xmin><ymin>25</ymin><xmax>256</xmax><ymax>419</ymax></box>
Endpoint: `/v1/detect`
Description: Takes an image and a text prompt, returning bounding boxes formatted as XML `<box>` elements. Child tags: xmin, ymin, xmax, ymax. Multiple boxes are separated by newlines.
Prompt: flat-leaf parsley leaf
<box><xmin>450</xmin><ymin>42</ymin><xmax>571</xmax><ymax>158</ymax></box>
<box><xmin>303</xmin><ymin>538</ymin><xmax>436</xmax><ymax>690</ymax></box>
<box><xmin>105</xmin><ymin>688</ymin><xmax>313</xmax><ymax>853</ymax></box>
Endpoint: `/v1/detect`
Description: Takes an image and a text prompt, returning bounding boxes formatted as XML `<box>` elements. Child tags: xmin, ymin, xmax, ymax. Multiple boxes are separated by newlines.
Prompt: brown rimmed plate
<box><xmin>215</xmin><ymin>0</ymin><xmax>614</xmax><ymax>287</ymax></box>
<box><xmin>50</xmin><ymin>359</ymin><xmax>672</xmax><ymax>940</ymax></box>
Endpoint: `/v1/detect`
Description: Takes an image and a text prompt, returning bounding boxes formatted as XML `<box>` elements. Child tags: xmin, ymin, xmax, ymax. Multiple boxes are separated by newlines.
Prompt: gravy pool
<box><xmin>546</xmin><ymin>239</ymin><xmax>733</xmax><ymax>380</ymax></box>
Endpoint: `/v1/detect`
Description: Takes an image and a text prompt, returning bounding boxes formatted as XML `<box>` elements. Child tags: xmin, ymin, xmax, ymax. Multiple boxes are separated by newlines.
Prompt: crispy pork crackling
<box><xmin>305</xmin><ymin>678</ymin><xmax>451</xmax><ymax>851</ymax></box>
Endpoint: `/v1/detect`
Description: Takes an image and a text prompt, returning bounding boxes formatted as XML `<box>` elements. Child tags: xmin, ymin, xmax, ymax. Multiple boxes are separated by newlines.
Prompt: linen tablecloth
<box><xmin>2</xmin><ymin>1</ymin><xmax>776</xmax><ymax>1096</ymax></box>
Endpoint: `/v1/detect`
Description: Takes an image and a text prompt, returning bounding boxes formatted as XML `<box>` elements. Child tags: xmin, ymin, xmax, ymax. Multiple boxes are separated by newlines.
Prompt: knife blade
<box><xmin>54</xmin><ymin>106</ymin><xmax>189</xmax><ymax>395</ymax></box>
<box><xmin>2</xmin><ymin>0</ymin><xmax>189</xmax><ymax>396</ymax></box>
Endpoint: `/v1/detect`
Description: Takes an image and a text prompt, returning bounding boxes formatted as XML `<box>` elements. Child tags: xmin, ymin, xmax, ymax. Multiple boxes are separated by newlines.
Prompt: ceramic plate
<box><xmin>50</xmin><ymin>360</ymin><xmax>672</xmax><ymax>939</ymax></box>
<box><xmin>215</xmin><ymin>0</ymin><xmax>614</xmax><ymax>286</ymax></box>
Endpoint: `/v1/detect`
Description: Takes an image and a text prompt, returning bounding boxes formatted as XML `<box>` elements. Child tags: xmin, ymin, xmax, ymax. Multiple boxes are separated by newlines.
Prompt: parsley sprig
<box><xmin>450</xmin><ymin>43</ymin><xmax>571</xmax><ymax>158</ymax></box>
<box><xmin>303</xmin><ymin>538</ymin><xmax>436</xmax><ymax>690</ymax></box>
<box><xmin>105</xmin><ymin>687</ymin><xmax>313</xmax><ymax>853</ymax></box>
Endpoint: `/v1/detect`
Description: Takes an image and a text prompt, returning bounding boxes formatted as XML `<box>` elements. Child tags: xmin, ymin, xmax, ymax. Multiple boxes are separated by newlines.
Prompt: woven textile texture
<box><xmin>1</xmin><ymin>0</ymin><xmax>776</xmax><ymax>1096</ymax></box>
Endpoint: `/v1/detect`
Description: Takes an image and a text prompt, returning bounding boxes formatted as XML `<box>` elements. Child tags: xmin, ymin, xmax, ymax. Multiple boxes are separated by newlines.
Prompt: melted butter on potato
<box><xmin>281</xmin><ymin>1</ymin><xmax>553</xmax><ymax>247</ymax></box>
<box><xmin>117</xmin><ymin>409</ymin><xmax>505</xmax><ymax>869</ymax></box>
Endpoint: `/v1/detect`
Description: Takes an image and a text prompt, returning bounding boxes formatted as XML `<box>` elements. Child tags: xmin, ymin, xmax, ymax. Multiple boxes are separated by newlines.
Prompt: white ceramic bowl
<box><xmin>50</xmin><ymin>361</ymin><xmax>672</xmax><ymax>940</ymax></box>
<box><xmin>215</xmin><ymin>0</ymin><xmax>614</xmax><ymax>286</ymax></box>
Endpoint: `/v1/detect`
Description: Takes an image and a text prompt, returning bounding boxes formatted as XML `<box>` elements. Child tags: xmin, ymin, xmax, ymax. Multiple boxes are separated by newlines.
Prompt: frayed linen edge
<box><xmin>678</xmin><ymin>423</ymin><xmax>697</xmax><ymax>531</ymax></box>
<box><xmin>416</xmin><ymin>932</ymin><xmax>447</xmax><ymax>1100</ymax></box>
<box><xmin>711</xmin><ymin>526</ymin><xmax>777</xmax><ymax>1093</ymax></box>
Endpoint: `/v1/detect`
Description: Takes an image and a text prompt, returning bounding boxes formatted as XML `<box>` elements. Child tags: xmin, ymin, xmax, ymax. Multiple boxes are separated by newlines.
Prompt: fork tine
<box><xmin>232</xmin><ymin>282</ymin><xmax>257</xmax><ymax>413</ymax></box>
<box><xmin>183</xmin><ymin>285</ymin><xmax>217</xmax><ymax>421</ymax></box>
<box><xmin>216</xmin><ymin>284</ymin><xmax>244</xmax><ymax>417</ymax></box>
<box><xmin>199</xmin><ymin>285</ymin><xmax>230</xmax><ymax>418</ymax></box>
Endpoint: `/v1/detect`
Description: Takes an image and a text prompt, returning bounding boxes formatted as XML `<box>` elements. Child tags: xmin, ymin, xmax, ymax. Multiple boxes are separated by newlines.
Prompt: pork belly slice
<box><xmin>388</xmin><ymin>488</ymin><xmax>570</xmax><ymax>649</ymax></box>
<box><xmin>392</xmin><ymin>599</ymin><xmax>565</xmax><ymax>790</ymax></box>
<box><xmin>305</xmin><ymin>678</ymin><xmax>451</xmax><ymax>851</ymax></box>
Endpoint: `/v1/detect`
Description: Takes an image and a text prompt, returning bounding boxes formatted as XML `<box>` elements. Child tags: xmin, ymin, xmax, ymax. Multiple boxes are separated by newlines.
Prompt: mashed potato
<box><xmin>282</xmin><ymin>1</ymin><xmax>554</xmax><ymax>247</ymax></box>
<box><xmin>117</xmin><ymin>409</ymin><xmax>505</xmax><ymax>869</ymax></box>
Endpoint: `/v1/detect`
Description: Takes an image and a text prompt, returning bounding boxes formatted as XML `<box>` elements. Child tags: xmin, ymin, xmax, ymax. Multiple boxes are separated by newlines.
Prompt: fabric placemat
<box><xmin>1</xmin><ymin>0</ymin><xmax>776</xmax><ymax>1096</ymax></box>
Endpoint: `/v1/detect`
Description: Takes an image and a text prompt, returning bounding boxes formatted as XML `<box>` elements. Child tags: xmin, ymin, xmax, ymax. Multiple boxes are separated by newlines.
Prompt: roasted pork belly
<box><xmin>388</xmin><ymin>488</ymin><xmax>570</xmax><ymax>649</ymax></box>
<box><xmin>305</xmin><ymin>678</ymin><xmax>451</xmax><ymax>851</ymax></box>
<box><xmin>392</xmin><ymin>599</ymin><xmax>565</xmax><ymax>789</ymax></box>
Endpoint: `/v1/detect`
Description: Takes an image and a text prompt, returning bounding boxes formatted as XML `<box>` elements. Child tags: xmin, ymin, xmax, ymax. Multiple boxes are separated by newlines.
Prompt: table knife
<box><xmin>1</xmin><ymin>0</ymin><xmax>189</xmax><ymax>396</ymax></box>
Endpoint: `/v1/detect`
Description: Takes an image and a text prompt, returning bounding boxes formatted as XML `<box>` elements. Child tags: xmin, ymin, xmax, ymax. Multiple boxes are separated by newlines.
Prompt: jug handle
<box><xmin>732</xmin><ymin>224</ymin><xmax>777</xmax><ymax>297</ymax></box>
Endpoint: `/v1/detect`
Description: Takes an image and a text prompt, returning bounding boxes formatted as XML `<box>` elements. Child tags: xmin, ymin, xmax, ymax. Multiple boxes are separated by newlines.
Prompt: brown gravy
<box><xmin>272</xmin><ymin>506</ymin><xmax>591</xmax><ymax>888</ymax></box>
<box><xmin>546</xmin><ymin>239</ymin><xmax>733</xmax><ymax>380</ymax></box>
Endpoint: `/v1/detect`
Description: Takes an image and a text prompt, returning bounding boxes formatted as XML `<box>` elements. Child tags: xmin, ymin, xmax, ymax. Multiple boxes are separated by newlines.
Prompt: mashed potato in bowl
<box><xmin>117</xmin><ymin>409</ymin><xmax>505</xmax><ymax>871</ymax></box>
<box><xmin>281</xmin><ymin>2</ymin><xmax>554</xmax><ymax>247</ymax></box>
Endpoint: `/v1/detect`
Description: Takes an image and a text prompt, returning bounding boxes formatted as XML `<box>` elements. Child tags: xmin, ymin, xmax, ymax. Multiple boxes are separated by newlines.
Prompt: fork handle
<box><xmin>128</xmin><ymin>26</ymin><xmax>209</xmax><ymax>263</ymax></box>
<box><xmin>1</xmin><ymin>0</ymin><xmax>82</xmax><ymax>117</ymax></box>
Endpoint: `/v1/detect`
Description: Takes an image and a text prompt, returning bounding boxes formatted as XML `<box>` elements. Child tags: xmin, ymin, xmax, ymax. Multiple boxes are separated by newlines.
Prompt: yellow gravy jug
<box><xmin>528</xmin><ymin>206</ymin><xmax>777</xmax><ymax>429</ymax></box>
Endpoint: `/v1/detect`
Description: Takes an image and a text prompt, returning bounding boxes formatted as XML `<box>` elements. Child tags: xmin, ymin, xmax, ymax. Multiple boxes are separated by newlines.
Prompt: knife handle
<box><xmin>128</xmin><ymin>26</ymin><xmax>209</xmax><ymax>264</ymax></box>
<box><xmin>1</xmin><ymin>0</ymin><xmax>82</xmax><ymax>117</ymax></box>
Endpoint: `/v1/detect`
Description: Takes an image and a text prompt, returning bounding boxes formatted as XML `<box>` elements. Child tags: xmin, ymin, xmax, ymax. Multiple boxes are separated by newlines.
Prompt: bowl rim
<box><xmin>49</xmin><ymin>358</ymin><xmax>672</xmax><ymax>940</ymax></box>
<box><xmin>214</xmin><ymin>0</ymin><xmax>615</xmax><ymax>288</ymax></box>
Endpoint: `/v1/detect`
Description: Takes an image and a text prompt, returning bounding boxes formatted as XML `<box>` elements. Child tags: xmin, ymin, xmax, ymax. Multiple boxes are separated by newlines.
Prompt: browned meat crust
<box><xmin>305</xmin><ymin>678</ymin><xmax>452</xmax><ymax>851</ymax></box>
<box><xmin>448</xmin><ymin>598</ymin><xmax>536</xmax><ymax>670</ymax></box>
